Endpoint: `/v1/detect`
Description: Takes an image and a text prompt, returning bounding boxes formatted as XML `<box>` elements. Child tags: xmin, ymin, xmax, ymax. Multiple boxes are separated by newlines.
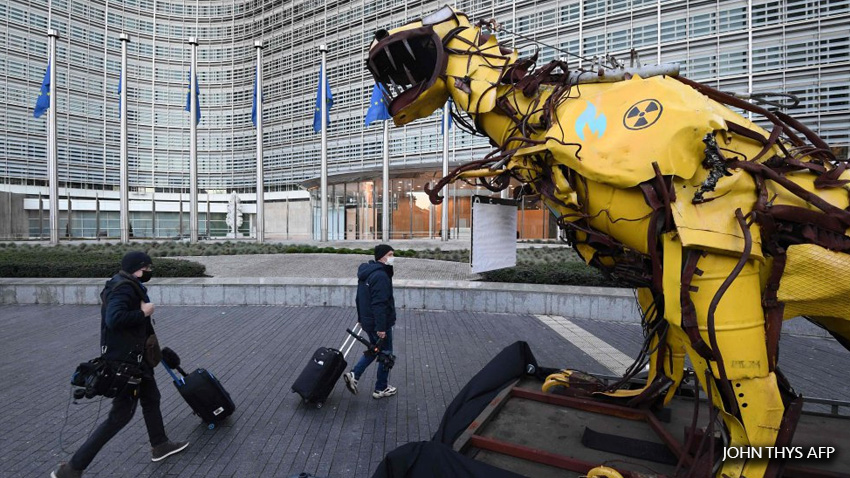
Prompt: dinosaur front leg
<box><xmin>595</xmin><ymin>288</ymin><xmax>688</xmax><ymax>406</ymax></box>
<box><xmin>663</xmin><ymin>234</ymin><xmax>786</xmax><ymax>477</ymax></box>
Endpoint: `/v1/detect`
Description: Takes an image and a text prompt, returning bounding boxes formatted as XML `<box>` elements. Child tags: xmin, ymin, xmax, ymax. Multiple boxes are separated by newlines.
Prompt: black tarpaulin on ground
<box><xmin>433</xmin><ymin>340</ymin><xmax>554</xmax><ymax>446</ymax></box>
<box><xmin>370</xmin><ymin>441</ymin><xmax>526</xmax><ymax>478</ymax></box>
<box><xmin>371</xmin><ymin>341</ymin><xmax>555</xmax><ymax>478</ymax></box>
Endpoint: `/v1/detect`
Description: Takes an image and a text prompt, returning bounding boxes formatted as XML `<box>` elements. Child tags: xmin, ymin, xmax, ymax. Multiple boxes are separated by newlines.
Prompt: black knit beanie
<box><xmin>121</xmin><ymin>251</ymin><xmax>152</xmax><ymax>274</ymax></box>
<box><xmin>374</xmin><ymin>244</ymin><xmax>394</xmax><ymax>261</ymax></box>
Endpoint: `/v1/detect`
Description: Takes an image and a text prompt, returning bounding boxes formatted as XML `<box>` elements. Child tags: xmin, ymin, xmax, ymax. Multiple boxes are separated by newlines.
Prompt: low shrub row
<box><xmin>0</xmin><ymin>242</ymin><xmax>418</xmax><ymax>258</ymax></box>
<box><xmin>479</xmin><ymin>261</ymin><xmax>622</xmax><ymax>287</ymax></box>
<box><xmin>0</xmin><ymin>242</ymin><xmax>622</xmax><ymax>287</ymax></box>
<box><xmin>0</xmin><ymin>249</ymin><xmax>206</xmax><ymax>278</ymax></box>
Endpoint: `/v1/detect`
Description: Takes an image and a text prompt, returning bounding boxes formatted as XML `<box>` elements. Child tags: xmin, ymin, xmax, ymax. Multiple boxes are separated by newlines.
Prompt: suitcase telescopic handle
<box><xmin>345</xmin><ymin>328</ymin><xmax>384</xmax><ymax>355</ymax></box>
<box><xmin>161</xmin><ymin>360</ymin><xmax>186</xmax><ymax>385</ymax></box>
<box><xmin>341</xmin><ymin>323</ymin><xmax>362</xmax><ymax>359</ymax></box>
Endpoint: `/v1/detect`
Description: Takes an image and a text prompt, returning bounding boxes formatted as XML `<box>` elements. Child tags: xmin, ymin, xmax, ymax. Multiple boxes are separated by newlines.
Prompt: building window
<box><xmin>752</xmin><ymin>46</ymin><xmax>783</xmax><ymax>72</ymax></box>
<box><xmin>719</xmin><ymin>51</ymin><xmax>747</xmax><ymax>76</ymax></box>
<box><xmin>661</xmin><ymin>18</ymin><xmax>687</xmax><ymax>43</ymax></box>
<box><xmin>632</xmin><ymin>24</ymin><xmax>657</xmax><ymax>48</ymax></box>
<box><xmin>719</xmin><ymin>7</ymin><xmax>747</xmax><ymax>32</ymax></box>
<box><xmin>752</xmin><ymin>1</ymin><xmax>783</xmax><ymax>27</ymax></box>
<box><xmin>689</xmin><ymin>12</ymin><xmax>716</xmax><ymax>38</ymax></box>
<box><xmin>561</xmin><ymin>2</ymin><xmax>580</xmax><ymax>23</ymax></box>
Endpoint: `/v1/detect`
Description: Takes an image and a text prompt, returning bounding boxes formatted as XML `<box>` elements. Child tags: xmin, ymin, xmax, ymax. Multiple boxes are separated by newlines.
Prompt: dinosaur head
<box><xmin>367</xmin><ymin>6</ymin><xmax>517</xmax><ymax>126</ymax></box>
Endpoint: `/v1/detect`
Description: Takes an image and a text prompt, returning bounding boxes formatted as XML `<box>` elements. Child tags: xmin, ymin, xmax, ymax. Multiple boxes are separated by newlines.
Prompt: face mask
<box><xmin>140</xmin><ymin>270</ymin><xmax>153</xmax><ymax>283</ymax></box>
<box><xmin>385</xmin><ymin>256</ymin><xmax>395</xmax><ymax>266</ymax></box>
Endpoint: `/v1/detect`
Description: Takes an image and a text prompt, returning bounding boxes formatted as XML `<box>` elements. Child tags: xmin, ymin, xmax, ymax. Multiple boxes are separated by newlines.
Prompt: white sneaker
<box><xmin>343</xmin><ymin>372</ymin><xmax>358</xmax><ymax>395</ymax></box>
<box><xmin>372</xmin><ymin>385</ymin><xmax>397</xmax><ymax>399</ymax></box>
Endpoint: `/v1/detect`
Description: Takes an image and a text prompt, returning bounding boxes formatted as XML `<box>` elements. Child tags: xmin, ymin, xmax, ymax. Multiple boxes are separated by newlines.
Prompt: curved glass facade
<box><xmin>0</xmin><ymin>0</ymin><xmax>848</xmax><ymax>240</ymax></box>
<box><xmin>0</xmin><ymin>0</ymin><xmax>497</xmax><ymax>195</ymax></box>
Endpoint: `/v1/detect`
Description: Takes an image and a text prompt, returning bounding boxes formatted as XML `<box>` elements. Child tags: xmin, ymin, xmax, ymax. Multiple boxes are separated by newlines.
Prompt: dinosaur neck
<box><xmin>443</xmin><ymin>31</ymin><xmax>524</xmax><ymax>145</ymax></box>
<box><xmin>449</xmin><ymin>82</ymin><xmax>526</xmax><ymax>147</ymax></box>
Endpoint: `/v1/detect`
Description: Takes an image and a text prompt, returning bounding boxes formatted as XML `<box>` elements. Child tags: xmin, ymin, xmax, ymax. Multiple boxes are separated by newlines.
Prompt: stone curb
<box><xmin>0</xmin><ymin>278</ymin><xmax>829</xmax><ymax>337</ymax></box>
<box><xmin>0</xmin><ymin>277</ymin><xmax>640</xmax><ymax>322</ymax></box>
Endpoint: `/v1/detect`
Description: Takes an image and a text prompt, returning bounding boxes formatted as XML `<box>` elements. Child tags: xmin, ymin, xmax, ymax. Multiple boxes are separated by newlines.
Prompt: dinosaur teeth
<box><xmin>402</xmin><ymin>40</ymin><xmax>416</xmax><ymax>60</ymax></box>
<box><xmin>403</xmin><ymin>65</ymin><xmax>417</xmax><ymax>86</ymax></box>
<box><xmin>384</xmin><ymin>47</ymin><xmax>398</xmax><ymax>71</ymax></box>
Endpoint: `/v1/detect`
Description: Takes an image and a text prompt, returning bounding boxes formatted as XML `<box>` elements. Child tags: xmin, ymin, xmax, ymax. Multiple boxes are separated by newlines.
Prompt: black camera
<box><xmin>71</xmin><ymin>358</ymin><xmax>142</xmax><ymax>399</ymax></box>
<box><xmin>345</xmin><ymin>328</ymin><xmax>397</xmax><ymax>370</ymax></box>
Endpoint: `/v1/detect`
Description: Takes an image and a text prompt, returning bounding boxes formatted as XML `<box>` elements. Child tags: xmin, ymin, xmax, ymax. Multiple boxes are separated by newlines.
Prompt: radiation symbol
<box><xmin>623</xmin><ymin>99</ymin><xmax>663</xmax><ymax>130</ymax></box>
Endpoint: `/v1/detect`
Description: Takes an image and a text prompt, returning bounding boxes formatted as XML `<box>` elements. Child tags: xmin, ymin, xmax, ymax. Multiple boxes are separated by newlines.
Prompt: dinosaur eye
<box><xmin>422</xmin><ymin>6</ymin><xmax>455</xmax><ymax>26</ymax></box>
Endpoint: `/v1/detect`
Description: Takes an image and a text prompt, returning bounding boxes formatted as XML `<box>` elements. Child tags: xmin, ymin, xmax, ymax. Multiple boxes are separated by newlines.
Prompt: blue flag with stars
<box><xmin>364</xmin><ymin>83</ymin><xmax>391</xmax><ymax>126</ymax></box>
<box><xmin>251</xmin><ymin>66</ymin><xmax>260</xmax><ymax>127</ymax></box>
<box><xmin>117</xmin><ymin>68</ymin><xmax>123</xmax><ymax>118</ymax></box>
<box><xmin>33</xmin><ymin>61</ymin><xmax>51</xmax><ymax>118</ymax></box>
<box><xmin>440</xmin><ymin>100</ymin><xmax>454</xmax><ymax>135</ymax></box>
<box><xmin>185</xmin><ymin>69</ymin><xmax>201</xmax><ymax>125</ymax></box>
<box><xmin>312</xmin><ymin>66</ymin><xmax>333</xmax><ymax>133</ymax></box>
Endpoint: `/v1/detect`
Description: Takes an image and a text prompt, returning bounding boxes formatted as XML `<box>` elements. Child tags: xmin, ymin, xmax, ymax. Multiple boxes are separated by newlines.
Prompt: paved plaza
<box><xmin>177</xmin><ymin>253</ymin><xmax>480</xmax><ymax>281</ymax></box>
<box><xmin>2</xmin><ymin>302</ymin><xmax>849</xmax><ymax>478</ymax></box>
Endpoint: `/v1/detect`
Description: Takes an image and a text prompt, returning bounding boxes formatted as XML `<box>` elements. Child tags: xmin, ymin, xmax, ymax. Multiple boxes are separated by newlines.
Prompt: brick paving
<box><xmin>570</xmin><ymin>317</ymin><xmax>850</xmax><ymax>402</ymax></box>
<box><xmin>3</xmin><ymin>304</ymin><xmax>848</xmax><ymax>478</ymax></box>
<box><xmin>1</xmin><ymin>304</ymin><xmax>596</xmax><ymax>478</ymax></box>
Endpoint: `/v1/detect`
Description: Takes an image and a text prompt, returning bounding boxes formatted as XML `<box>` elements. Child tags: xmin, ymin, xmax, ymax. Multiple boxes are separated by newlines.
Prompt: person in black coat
<box><xmin>52</xmin><ymin>252</ymin><xmax>189</xmax><ymax>478</ymax></box>
<box><xmin>344</xmin><ymin>244</ymin><xmax>398</xmax><ymax>399</ymax></box>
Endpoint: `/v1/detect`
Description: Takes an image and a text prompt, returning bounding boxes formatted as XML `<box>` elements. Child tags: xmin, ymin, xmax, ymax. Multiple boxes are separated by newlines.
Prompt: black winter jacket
<box><xmin>356</xmin><ymin>261</ymin><xmax>396</xmax><ymax>333</ymax></box>
<box><xmin>100</xmin><ymin>272</ymin><xmax>154</xmax><ymax>368</ymax></box>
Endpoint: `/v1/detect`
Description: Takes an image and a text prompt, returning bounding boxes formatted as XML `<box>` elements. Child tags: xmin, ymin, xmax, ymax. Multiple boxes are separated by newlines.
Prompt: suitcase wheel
<box><xmin>208</xmin><ymin>423</ymin><xmax>216</xmax><ymax>430</ymax></box>
<box><xmin>315</xmin><ymin>402</ymin><xmax>323</xmax><ymax>409</ymax></box>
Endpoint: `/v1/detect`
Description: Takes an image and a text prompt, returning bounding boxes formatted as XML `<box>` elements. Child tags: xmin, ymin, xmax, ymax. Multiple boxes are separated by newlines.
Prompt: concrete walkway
<box><xmin>2</xmin><ymin>304</ymin><xmax>604</xmax><ymax>478</ymax></box>
<box><xmin>4</xmin><ymin>304</ymin><xmax>849</xmax><ymax>478</ymax></box>
<box><xmin>177</xmin><ymin>253</ymin><xmax>480</xmax><ymax>281</ymax></box>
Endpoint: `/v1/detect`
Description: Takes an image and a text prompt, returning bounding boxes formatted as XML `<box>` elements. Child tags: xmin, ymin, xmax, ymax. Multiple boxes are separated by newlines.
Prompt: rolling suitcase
<box><xmin>161</xmin><ymin>350</ymin><xmax>235</xmax><ymax>429</ymax></box>
<box><xmin>291</xmin><ymin>324</ymin><xmax>361</xmax><ymax>408</ymax></box>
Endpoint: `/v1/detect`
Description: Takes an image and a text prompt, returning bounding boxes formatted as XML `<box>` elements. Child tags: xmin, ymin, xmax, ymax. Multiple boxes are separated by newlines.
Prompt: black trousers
<box><xmin>70</xmin><ymin>374</ymin><xmax>168</xmax><ymax>470</ymax></box>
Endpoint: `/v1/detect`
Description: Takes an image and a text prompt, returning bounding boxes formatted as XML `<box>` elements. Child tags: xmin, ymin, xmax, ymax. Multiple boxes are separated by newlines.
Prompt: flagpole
<box><xmin>382</xmin><ymin>119</ymin><xmax>389</xmax><ymax>241</ymax></box>
<box><xmin>441</xmin><ymin>103</ymin><xmax>450</xmax><ymax>241</ymax></box>
<box><xmin>189</xmin><ymin>36</ymin><xmax>199</xmax><ymax>244</ymax></box>
<box><xmin>319</xmin><ymin>44</ymin><xmax>328</xmax><ymax>242</ymax></box>
<box><xmin>47</xmin><ymin>29</ymin><xmax>59</xmax><ymax>245</ymax></box>
<box><xmin>119</xmin><ymin>33</ymin><xmax>130</xmax><ymax>244</ymax></box>
<box><xmin>254</xmin><ymin>40</ymin><xmax>265</xmax><ymax>243</ymax></box>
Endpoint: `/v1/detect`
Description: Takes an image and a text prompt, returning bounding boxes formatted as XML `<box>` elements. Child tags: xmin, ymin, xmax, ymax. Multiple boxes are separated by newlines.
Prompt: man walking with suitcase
<box><xmin>344</xmin><ymin>244</ymin><xmax>398</xmax><ymax>399</ymax></box>
<box><xmin>52</xmin><ymin>251</ymin><xmax>188</xmax><ymax>478</ymax></box>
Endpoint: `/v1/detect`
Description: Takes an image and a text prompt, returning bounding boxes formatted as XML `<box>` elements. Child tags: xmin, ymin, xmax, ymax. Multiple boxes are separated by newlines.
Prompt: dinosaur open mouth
<box><xmin>367</xmin><ymin>27</ymin><xmax>447</xmax><ymax>116</ymax></box>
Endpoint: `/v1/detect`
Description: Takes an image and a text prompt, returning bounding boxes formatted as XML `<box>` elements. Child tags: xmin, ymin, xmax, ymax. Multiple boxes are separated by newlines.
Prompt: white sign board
<box><xmin>471</xmin><ymin>196</ymin><xmax>517</xmax><ymax>274</ymax></box>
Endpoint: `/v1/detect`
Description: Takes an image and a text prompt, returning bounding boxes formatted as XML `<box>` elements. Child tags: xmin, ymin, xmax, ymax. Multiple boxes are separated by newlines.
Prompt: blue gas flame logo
<box><xmin>574</xmin><ymin>101</ymin><xmax>607</xmax><ymax>141</ymax></box>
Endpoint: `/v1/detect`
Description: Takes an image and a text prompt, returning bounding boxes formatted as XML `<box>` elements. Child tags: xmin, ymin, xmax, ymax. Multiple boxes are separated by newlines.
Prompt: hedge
<box><xmin>479</xmin><ymin>261</ymin><xmax>622</xmax><ymax>287</ymax></box>
<box><xmin>0</xmin><ymin>248</ymin><xmax>205</xmax><ymax>278</ymax></box>
<box><xmin>0</xmin><ymin>243</ymin><xmax>624</xmax><ymax>287</ymax></box>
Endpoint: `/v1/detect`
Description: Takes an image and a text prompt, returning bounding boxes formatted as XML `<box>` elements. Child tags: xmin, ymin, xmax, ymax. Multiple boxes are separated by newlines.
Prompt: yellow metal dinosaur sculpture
<box><xmin>367</xmin><ymin>7</ymin><xmax>850</xmax><ymax>478</ymax></box>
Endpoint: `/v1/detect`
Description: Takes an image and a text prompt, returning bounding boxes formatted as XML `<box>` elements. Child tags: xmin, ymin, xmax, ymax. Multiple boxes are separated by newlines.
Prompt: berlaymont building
<box><xmin>0</xmin><ymin>0</ymin><xmax>848</xmax><ymax>241</ymax></box>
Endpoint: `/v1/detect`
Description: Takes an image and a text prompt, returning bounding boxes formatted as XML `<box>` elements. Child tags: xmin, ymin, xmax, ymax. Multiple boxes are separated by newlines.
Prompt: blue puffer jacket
<box><xmin>356</xmin><ymin>261</ymin><xmax>396</xmax><ymax>333</ymax></box>
<box><xmin>99</xmin><ymin>272</ymin><xmax>153</xmax><ymax>367</ymax></box>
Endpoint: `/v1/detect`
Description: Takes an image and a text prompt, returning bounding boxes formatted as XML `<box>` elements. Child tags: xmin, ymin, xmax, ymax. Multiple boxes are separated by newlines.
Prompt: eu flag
<box><xmin>185</xmin><ymin>69</ymin><xmax>201</xmax><ymax>125</ymax></box>
<box><xmin>251</xmin><ymin>66</ymin><xmax>260</xmax><ymax>127</ymax></box>
<box><xmin>440</xmin><ymin>100</ymin><xmax>454</xmax><ymax>135</ymax></box>
<box><xmin>33</xmin><ymin>61</ymin><xmax>51</xmax><ymax>118</ymax></box>
<box><xmin>364</xmin><ymin>83</ymin><xmax>391</xmax><ymax>126</ymax></box>
<box><xmin>117</xmin><ymin>68</ymin><xmax>122</xmax><ymax>118</ymax></box>
<box><xmin>312</xmin><ymin>66</ymin><xmax>333</xmax><ymax>133</ymax></box>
